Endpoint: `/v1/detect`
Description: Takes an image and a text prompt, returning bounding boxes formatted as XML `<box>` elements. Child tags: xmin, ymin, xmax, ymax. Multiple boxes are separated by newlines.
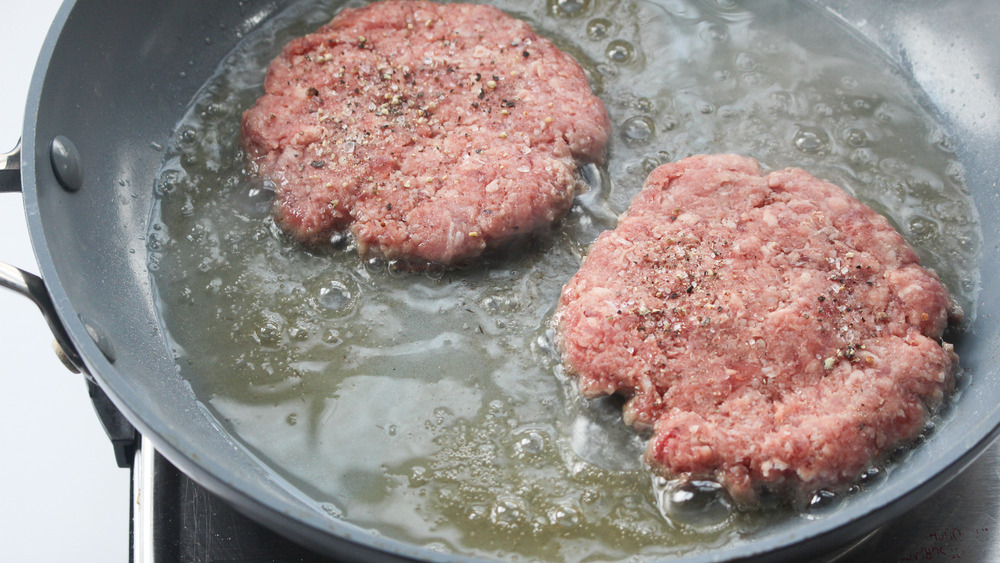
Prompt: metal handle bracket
<box><xmin>0</xmin><ymin>262</ymin><xmax>86</xmax><ymax>373</ymax></box>
<box><xmin>1</xmin><ymin>139</ymin><xmax>86</xmax><ymax>373</ymax></box>
<box><xmin>1</xmin><ymin>140</ymin><xmax>22</xmax><ymax>193</ymax></box>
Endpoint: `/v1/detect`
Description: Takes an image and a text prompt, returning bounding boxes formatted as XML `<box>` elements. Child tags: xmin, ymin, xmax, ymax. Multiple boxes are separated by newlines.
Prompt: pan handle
<box><xmin>0</xmin><ymin>270</ymin><xmax>136</xmax><ymax>466</ymax></box>
<box><xmin>0</xmin><ymin>140</ymin><xmax>20</xmax><ymax>193</ymax></box>
<box><xmin>0</xmin><ymin>263</ymin><xmax>86</xmax><ymax>374</ymax></box>
<box><xmin>1</xmin><ymin>139</ymin><xmax>86</xmax><ymax>373</ymax></box>
<box><xmin>1</xmin><ymin>142</ymin><xmax>135</xmax><ymax>465</ymax></box>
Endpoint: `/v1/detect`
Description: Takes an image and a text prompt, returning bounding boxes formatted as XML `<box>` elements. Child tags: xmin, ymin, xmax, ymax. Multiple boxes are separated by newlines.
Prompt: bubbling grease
<box><xmin>148</xmin><ymin>0</ymin><xmax>979</xmax><ymax>560</ymax></box>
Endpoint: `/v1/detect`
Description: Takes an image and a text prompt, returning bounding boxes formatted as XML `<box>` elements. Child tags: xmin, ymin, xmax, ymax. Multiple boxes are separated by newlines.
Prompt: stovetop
<box><xmin>130</xmin><ymin>429</ymin><xmax>1000</xmax><ymax>562</ymax></box>
<box><xmin>131</xmin><ymin>437</ymin><xmax>325</xmax><ymax>562</ymax></box>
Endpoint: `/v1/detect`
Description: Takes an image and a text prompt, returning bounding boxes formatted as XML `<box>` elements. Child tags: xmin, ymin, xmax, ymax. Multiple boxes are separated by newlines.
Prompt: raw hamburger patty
<box><xmin>555</xmin><ymin>154</ymin><xmax>960</xmax><ymax>503</ymax></box>
<box><xmin>242</xmin><ymin>0</ymin><xmax>610</xmax><ymax>267</ymax></box>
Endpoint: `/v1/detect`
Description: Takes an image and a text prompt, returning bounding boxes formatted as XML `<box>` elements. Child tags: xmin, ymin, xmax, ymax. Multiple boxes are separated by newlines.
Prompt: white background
<box><xmin>0</xmin><ymin>1</ymin><xmax>129</xmax><ymax>561</ymax></box>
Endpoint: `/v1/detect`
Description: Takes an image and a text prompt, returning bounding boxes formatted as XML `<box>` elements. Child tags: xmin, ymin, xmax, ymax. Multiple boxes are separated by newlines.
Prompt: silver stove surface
<box><xmin>828</xmin><ymin>444</ymin><xmax>1000</xmax><ymax>561</ymax></box>
<box><xmin>131</xmin><ymin>433</ymin><xmax>1000</xmax><ymax>561</ymax></box>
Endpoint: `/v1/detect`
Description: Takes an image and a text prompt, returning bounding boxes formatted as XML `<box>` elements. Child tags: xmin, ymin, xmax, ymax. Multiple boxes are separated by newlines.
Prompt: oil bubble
<box><xmin>741</xmin><ymin>72</ymin><xmax>763</xmax><ymax>87</ymax></box>
<box><xmin>851</xmin><ymin>97</ymin><xmax>874</xmax><ymax>114</ymax></box>
<box><xmin>710</xmin><ymin>0</ymin><xmax>739</xmax><ymax>10</ymax></box>
<box><xmin>621</xmin><ymin>116</ymin><xmax>656</xmax><ymax>145</ymax></box>
<box><xmin>932</xmin><ymin>131</ymin><xmax>957</xmax><ymax>153</ymax></box>
<box><xmin>154</xmin><ymin>169</ymin><xmax>186</xmax><ymax>196</ymax></box>
<box><xmin>482</xmin><ymin>294</ymin><xmax>520</xmax><ymax>314</ymax></box>
<box><xmin>320</xmin><ymin>503</ymin><xmax>343</xmax><ymax>518</ymax></box>
<box><xmin>642</xmin><ymin>157</ymin><xmax>661</xmax><ymax>174</ymax></box>
<box><xmin>844</xmin><ymin>127</ymin><xmax>869</xmax><ymax>147</ymax></box>
<box><xmin>906</xmin><ymin>171</ymin><xmax>944</xmax><ymax>198</ymax></box>
<box><xmin>178</xmin><ymin>126</ymin><xmax>199</xmax><ymax>147</ymax></box>
<box><xmin>734</xmin><ymin>52</ymin><xmax>757</xmax><ymax>72</ymax></box>
<box><xmin>466</xmin><ymin>504</ymin><xmax>488</xmax><ymax>522</ymax></box>
<box><xmin>879</xmin><ymin>157</ymin><xmax>905</xmax><ymax>175</ymax></box>
<box><xmin>961</xmin><ymin>275</ymin><xmax>977</xmax><ymax>295</ymax></box>
<box><xmin>595</xmin><ymin>63</ymin><xmax>618</xmax><ymax>78</ymax></box>
<box><xmin>792</xmin><ymin>126</ymin><xmax>830</xmax><ymax>154</ymax></box>
<box><xmin>699</xmin><ymin>23</ymin><xmax>729</xmax><ymax>44</ymax></box>
<box><xmin>236</xmin><ymin>178</ymin><xmax>275</xmax><ymax>217</ymax></box>
<box><xmin>179</xmin><ymin>198</ymin><xmax>196</xmax><ymax>217</ymax></box>
<box><xmin>408</xmin><ymin>466</ymin><xmax>429</xmax><ymax>487</ymax></box>
<box><xmin>180</xmin><ymin>152</ymin><xmax>200</xmax><ymax>168</ymax></box>
<box><xmin>512</xmin><ymin>428</ymin><xmax>548</xmax><ymax>459</ymax></box>
<box><xmin>813</xmin><ymin>102</ymin><xmax>834</xmax><ymax>118</ymax></box>
<box><xmin>696</xmin><ymin>100</ymin><xmax>716</xmax><ymax>114</ymax></box>
<box><xmin>580</xmin><ymin>488</ymin><xmax>600</xmax><ymax>505</ymax></box>
<box><xmin>955</xmin><ymin>233</ymin><xmax>979</xmax><ymax>254</ymax></box>
<box><xmin>932</xmin><ymin>199</ymin><xmax>972</xmax><ymax>225</ymax></box>
<box><xmin>655</xmin><ymin>478</ymin><xmax>733</xmax><ymax>531</ymax></box>
<box><xmin>321</xmin><ymin>329</ymin><xmax>342</xmax><ymax>345</ymax></box>
<box><xmin>579</xmin><ymin>161</ymin><xmax>604</xmax><ymax>194</ymax></box>
<box><xmin>586</xmin><ymin>18</ymin><xmax>612</xmax><ymax>41</ymax></box>
<box><xmin>946</xmin><ymin>161</ymin><xmax>966</xmax><ymax>185</ymax></box>
<box><xmin>718</xmin><ymin>106</ymin><xmax>740</xmax><ymax>119</ymax></box>
<box><xmin>146</xmin><ymin>232</ymin><xmax>170</xmax><ymax>252</ymax></box>
<box><xmin>288</xmin><ymin>325</ymin><xmax>309</xmax><ymax>341</ymax></box>
<box><xmin>849</xmin><ymin>148</ymin><xmax>877</xmax><ymax>169</ymax></box>
<box><xmin>491</xmin><ymin>496</ymin><xmax>527</xmax><ymax>528</ymax></box>
<box><xmin>807</xmin><ymin>489</ymin><xmax>837</xmax><ymax>511</ymax></box>
<box><xmin>548</xmin><ymin>0</ymin><xmax>590</xmax><ymax>18</ymax></box>
<box><xmin>768</xmin><ymin>91</ymin><xmax>793</xmax><ymax>115</ymax></box>
<box><xmin>200</xmin><ymin>102</ymin><xmax>230</xmax><ymax>123</ymax></box>
<box><xmin>908</xmin><ymin>215</ymin><xmax>939</xmax><ymax>238</ymax></box>
<box><xmin>606</xmin><ymin>40</ymin><xmax>636</xmax><ymax>64</ymax></box>
<box><xmin>255</xmin><ymin>319</ymin><xmax>283</xmax><ymax>347</ymax></box>
<box><xmin>318</xmin><ymin>280</ymin><xmax>355</xmax><ymax>313</ymax></box>
<box><xmin>531</xmin><ymin>329</ymin><xmax>557</xmax><ymax>358</ymax></box>
<box><xmin>874</xmin><ymin>104</ymin><xmax>895</xmax><ymax>124</ymax></box>
<box><xmin>548</xmin><ymin>503</ymin><xmax>582</xmax><ymax>528</ymax></box>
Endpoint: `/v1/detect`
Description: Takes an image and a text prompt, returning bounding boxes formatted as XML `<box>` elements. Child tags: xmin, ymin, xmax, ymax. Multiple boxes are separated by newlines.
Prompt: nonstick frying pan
<box><xmin>2</xmin><ymin>0</ymin><xmax>998</xmax><ymax>560</ymax></box>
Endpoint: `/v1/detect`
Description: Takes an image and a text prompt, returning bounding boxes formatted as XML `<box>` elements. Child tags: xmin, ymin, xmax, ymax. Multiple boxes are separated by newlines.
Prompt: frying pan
<box><xmin>2</xmin><ymin>0</ymin><xmax>998</xmax><ymax>560</ymax></box>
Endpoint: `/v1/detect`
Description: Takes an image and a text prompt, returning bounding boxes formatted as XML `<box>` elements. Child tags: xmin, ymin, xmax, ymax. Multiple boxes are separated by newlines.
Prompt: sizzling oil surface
<box><xmin>148</xmin><ymin>0</ymin><xmax>981</xmax><ymax>560</ymax></box>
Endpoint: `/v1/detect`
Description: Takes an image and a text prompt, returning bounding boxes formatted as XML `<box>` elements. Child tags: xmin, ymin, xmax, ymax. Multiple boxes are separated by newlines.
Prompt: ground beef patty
<box><xmin>555</xmin><ymin>154</ymin><xmax>960</xmax><ymax>504</ymax></box>
<box><xmin>242</xmin><ymin>0</ymin><xmax>610</xmax><ymax>267</ymax></box>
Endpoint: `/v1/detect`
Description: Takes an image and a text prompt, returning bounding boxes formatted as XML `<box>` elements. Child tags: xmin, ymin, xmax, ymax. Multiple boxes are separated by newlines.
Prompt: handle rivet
<box><xmin>80</xmin><ymin>314</ymin><xmax>117</xmax><ymax>364</ymax></box>
<box><xmin>50</xmin><ymin>136</ymin><xmax>84</xmax><ymax>192</ymax></box>
<box><xmin>51</xmin><ymin>340</ymin><xmax>82</xmax><ymax>374</ymax></box>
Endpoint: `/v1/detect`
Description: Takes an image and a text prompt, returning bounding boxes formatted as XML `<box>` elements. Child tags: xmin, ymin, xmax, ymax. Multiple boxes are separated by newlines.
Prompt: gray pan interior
<box><xmin>19</xmin><ymin>0</ymin><xmax>1000</xmax><ymax>561</ymax></box>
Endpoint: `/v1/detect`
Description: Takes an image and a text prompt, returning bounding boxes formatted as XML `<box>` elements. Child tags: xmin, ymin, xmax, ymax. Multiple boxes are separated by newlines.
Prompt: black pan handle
<box><xmin>0</xmin><ymin>140</ymin><xmax>20</xmax><ymax>193</ymax></box>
